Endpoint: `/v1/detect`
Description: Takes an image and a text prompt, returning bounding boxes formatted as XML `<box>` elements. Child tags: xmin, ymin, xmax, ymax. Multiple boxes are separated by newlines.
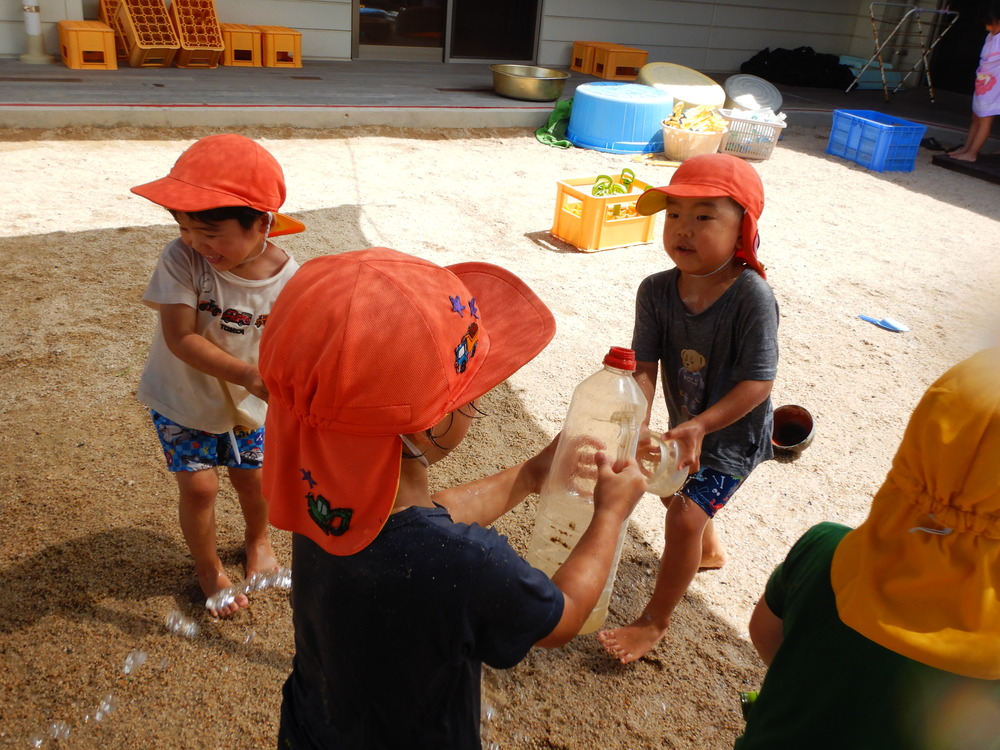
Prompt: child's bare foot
<box><xmin>597</xmin><ymin>615</ymin><xmax>669</xmax><ymax>664</ymax></box>
<box><xmin>698</xmin><ymin>549</ymin><xmax>727</xmax><ymax>571</ymax></box>
<box><xmin>245</xmin><ymin>536</ymin><xmax>279</xmax><ymax>578</ymax></box>
<box><xmin>199</xmin><ymin>568</ymin><xmax>248</xmax><ymax>617</ymax></box>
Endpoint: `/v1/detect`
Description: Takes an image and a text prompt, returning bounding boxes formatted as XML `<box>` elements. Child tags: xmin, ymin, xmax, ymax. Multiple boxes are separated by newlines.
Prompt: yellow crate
<box><xmin>569</xmin><ymin>42</ymin><xmax>610</xmax><ymax>75</ymax></box>
<box><xmin>116</xmin><ymin>0</ymin><xmax>180</xmax><ymax>68</ymax></box>
<box><xmin>98</xmin><ymin>0</ymin><xmax>129</xmax><ymax>61</ymax></box>
<box><xmin>58</xmin><ymin>20</ymin><xmax>117</xmax><ymax>70</ymax></box>
<box><xmin>256</xmin><ymin>25</ymin><xmax>301</xmax><ymax>68</ymax></box>
<box><xmin>168</xmin><ymin>0</ymin><xmax>223</xmax><ymax>68</ymax></box>
<box><xmin>593</xmin><ymin>45</ymin><xmax>648</xmax><ymax>81</ymax></box>
<box><xmin>551</xmin><ymin>175</ymin><xmax>657</xmax><ymax>252</ymax></box>
<box><xmin>220</xmin><ymin>23</ymin><xmax>261</xmax><ymax>66</ymax></box>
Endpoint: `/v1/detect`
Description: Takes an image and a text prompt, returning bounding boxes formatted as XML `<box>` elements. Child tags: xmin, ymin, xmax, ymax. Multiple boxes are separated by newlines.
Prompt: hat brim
<box><xmin>270</xmin><ymin>213</ymin><xmax>305</xmax><ymax>236</ymax></box>
<box><xmin>131</xmin><ymin>174</ymin><xmax>257</xmax><ymax>213</ymax></box>
<box><xmin>636</xmin><ymin>184</ymin><xmax>734</xmax><ymax>216</ymax></box>
<box><xmin>131</xmin><ymin>177</ymin><xmax>304</xmax><ymax>236</ymax></box>
<box><xmin>443</xmin><ymin>261</ymin><xmax>555</xmax><ymax>411</ymax></box>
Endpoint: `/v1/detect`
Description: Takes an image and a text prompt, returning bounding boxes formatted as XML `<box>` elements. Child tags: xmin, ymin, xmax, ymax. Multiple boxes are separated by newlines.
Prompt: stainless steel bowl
<box><xmin>490</xmin><ymin>64</ymin><xmax>570</xmax><ymax>102</ymax></box>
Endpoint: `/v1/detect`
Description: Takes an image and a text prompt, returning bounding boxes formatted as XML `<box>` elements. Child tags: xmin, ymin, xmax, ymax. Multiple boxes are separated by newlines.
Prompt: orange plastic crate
<box><xmin>58</xmin><ymin>20</ymin><xmax>117</xmax><ymax>70</ymax></box>
<box><xmin>168</xmin><ymin>0</ymin><xmax>223</xmax><ymax>68</ymax></box>
<box><xmin>256</xmin><ymin>25</ymin><xmax>301</xmax><ymax>68</ymax></box>
<box><xmin>551</xmin><ymin>175</ymin><xmax>656</xmax><ymax>252</ymax></box>
<box><xmin>116</xmin><ymin>0</ymin><xmax>180</xmax><ymax>67</ymax></box>
<box><xmin>98</xmin><ymin>0</ymin><xmax>129</xmax><ymax>61</ymax></box>
<box><xmin>220</xmin><ymin>23</ymin><xmax>261</xmax><ymax>66</ymax></box>
<box><xmin>593</xmin><ymin>45</ymin><xmax>648</xmax><ymax>81</ymax></box>
<box><xmin>570</xmin><ymin>41</ymin><xmax>616</xmax><ymax>75</ymax></box>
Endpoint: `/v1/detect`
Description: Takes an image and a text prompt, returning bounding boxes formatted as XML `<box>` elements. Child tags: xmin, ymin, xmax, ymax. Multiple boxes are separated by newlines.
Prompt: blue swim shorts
<box><xmin>150</xmin><ymin>410</ymin><xmax>264</xmax><ymax>472</ymax></box>
<box><xmin>680</xmin><ymin>466</ymin><xmax>744</xmax><ymax>518</ymax></box>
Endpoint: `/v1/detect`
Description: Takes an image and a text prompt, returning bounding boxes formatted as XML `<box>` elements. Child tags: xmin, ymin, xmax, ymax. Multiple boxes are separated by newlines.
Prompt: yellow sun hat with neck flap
<box><xmin>831</xmin><ymin>347</ymin><xmax>1000</xmax><ymax>679</ymax></box>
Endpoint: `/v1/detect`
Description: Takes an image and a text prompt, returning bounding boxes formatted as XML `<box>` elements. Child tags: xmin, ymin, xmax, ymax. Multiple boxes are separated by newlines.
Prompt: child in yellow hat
<box><xmin>738</xmin><ymin>347</ymin><xmax>1000</xmax><ymax>748</ymax></box>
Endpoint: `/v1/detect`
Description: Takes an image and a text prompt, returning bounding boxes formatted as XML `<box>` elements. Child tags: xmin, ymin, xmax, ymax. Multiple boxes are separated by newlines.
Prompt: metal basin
<box><xmin>490</xmin><ymin>64</ymin><xmax>570</xmax><ymax>102</ymax></box>
<box><xmin>771</xmin><ymin>404</ymin><xmax>815</xmax><ymax>453</ymax></box>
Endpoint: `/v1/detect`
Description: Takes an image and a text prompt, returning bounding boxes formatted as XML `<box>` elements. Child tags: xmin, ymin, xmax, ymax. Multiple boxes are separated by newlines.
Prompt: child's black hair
<box><xmin>987</xmin><ymin>1</ymin><xmax>1000</xmax><ymax>25</ymax></box>
<box><xmin>169</xmin><ymin>206</ymin><xmax>266</xmax><ymax>231</ymax></box>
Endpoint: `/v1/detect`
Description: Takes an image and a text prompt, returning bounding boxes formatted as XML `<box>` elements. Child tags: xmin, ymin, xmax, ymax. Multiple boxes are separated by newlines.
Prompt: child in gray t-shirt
<box><xmin>598</xmin><ymin>154</ymin><xmax>779</xmax><ymax>664</ymax></box>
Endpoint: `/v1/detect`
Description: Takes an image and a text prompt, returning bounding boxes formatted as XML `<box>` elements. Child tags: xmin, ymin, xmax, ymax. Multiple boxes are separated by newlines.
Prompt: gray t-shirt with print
<box><xmin>632</xmin><ymin>268</ymin><xmax>779</xmax><ymax>477</ymax></box>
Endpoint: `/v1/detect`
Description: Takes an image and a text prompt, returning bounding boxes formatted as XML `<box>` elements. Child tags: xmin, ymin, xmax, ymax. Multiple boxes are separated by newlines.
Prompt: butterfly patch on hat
<box><xmin>301</xmin><ymin>468</ymin><xmax>353</xmax><ymax>537</ymax></box>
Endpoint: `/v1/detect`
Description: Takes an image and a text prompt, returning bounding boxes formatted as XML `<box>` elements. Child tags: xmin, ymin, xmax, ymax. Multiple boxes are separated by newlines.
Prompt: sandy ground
<box><xmin>1</xmin><ymin>123</ymin><xmax>999</xmax><ymax>749</ymax></box>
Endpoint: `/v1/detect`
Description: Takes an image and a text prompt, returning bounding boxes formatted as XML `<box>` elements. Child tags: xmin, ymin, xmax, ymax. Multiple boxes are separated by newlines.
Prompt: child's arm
<box><xmin>159</xmin><ymin>303</ymin><xmax>269</xmax><ymax>401</ymax></box>
<box><xmin>668</xmin><ymin>379</ymin><xmax>773</xmax><ymax>473</ymax></box>
<box><xmin>432</xmin><ymin>436</ymin><xmax>558</xmax><ymax>527</ymax></box>
<box><xmin>633</xmin><ymin>360</ymin><xmax>659</xmax><ymax>427</ymax></box>
<box><xmin>748</xmin><ymin>594</ymin><xmax>783</xmax><ymax>666</ymax></box>
<box><xmin>537</xmin><ymin>452</ymin><xmax>647</xmax><ymax>647</ymax></box>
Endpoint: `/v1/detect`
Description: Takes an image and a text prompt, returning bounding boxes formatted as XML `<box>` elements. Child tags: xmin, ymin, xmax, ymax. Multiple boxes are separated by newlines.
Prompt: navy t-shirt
<box><xmin>279</xmin><ymin>504</ymin><xmax>564</xmax><ymax>749</ymax></box>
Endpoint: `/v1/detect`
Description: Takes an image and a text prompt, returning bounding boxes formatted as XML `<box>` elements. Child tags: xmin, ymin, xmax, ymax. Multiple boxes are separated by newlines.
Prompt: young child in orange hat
<box><xmin>131</xmin><ymin>134</ymin><xmax>304</xmax><ymax>617</ymax></box>
<box><xmin>258</xmin><ymin>247</ymin><xmax>648</xmax><ymax>749</ymax></box>
<box><xmin>599</xmin><ymin>153</ymin><xmax>779</xmax><ymax>663</ymax></box>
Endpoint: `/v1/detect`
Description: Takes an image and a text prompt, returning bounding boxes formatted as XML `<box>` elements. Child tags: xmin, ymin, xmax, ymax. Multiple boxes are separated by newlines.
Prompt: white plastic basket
<box><xmin>718</xmin><ymin>108</ymin><xmax>786</xmax><ymax>161</ymax></box>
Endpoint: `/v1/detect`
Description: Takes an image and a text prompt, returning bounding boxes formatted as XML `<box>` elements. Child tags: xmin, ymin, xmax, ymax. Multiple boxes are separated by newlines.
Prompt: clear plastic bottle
<box><xmin>526</xmin><ymin>347</ymin><xmax>648</xmax><ymax>634</ymax></box>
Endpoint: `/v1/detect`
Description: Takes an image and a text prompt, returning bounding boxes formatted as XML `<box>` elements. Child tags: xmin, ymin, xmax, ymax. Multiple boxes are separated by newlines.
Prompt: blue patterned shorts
<box><xmin>150</xmin><ymin>410</ymin><xmax>264</xmax><ymax>472</ymax></box>
<box><xmin>681</xmin><ymin>467</ymin><xmax>744</xmax><ymax>518</ymax></box>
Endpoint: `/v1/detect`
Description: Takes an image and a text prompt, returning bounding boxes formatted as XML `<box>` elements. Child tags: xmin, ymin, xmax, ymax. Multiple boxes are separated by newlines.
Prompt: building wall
<box><xmin>536</xmin><ymin>0</ymin><xmax>872</xmax><ymax>71</ymax></box>
<box><xmin>1</xmin><ymin>0</ymin><xmax>942</xmax><ymax>71</ymax></box>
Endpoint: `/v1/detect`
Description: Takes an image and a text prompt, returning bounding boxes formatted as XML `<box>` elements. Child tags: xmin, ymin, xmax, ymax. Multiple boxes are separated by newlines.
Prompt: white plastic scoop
<box><xmin>858</xmin><ymin>314</ymin><xmax>909</xmax><ymax>332</ymax></box>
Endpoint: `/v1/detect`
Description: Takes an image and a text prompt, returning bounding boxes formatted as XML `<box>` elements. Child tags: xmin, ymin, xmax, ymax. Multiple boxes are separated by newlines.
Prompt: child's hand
<box><xmin>592</xmin><ymin>452</ymin><xmax>647</xmax><ymax>520</ymax></box>
<box><xmin>524</xmin><ymin>434</ymin><xmax>561</xmax><ymax>495</ymax></box>
<box><xmin>664</xmin><ymin>420</ymin><xmax>705</xmax><ymax>474</ymax></box>
<box><xmin>240</xmin><ymin>365</ymin><xmax>270</xmax><ymax>402</ymax></box>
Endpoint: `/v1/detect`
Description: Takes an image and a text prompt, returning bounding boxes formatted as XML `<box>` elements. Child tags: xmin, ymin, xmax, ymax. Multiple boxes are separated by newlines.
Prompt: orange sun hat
<box><xmin>258</xmin><ymin>248</ymin><xmax>556</xmax><ymax>556</ymax></box>
<box><xmin>636</xmin><ymin>152</ymin><xmax>766</xmax><ymax>279</ymax></box>
<box><xmin>130</xmin><ymin>133</ymin><xmax>305</xmax><ymax>237</ymax></box>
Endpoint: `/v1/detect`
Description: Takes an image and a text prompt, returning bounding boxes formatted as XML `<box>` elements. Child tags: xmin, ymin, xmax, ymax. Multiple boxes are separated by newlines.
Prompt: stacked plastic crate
<box><xmin>220</xmin><ymin>23</ymin><xmax>262</xmax><ymax>67</ymax></box>
<box><xmin>98</xmin><ymin>0</ymin><xmax>129</xmax><ymax>63</ymax></box>
<box><xmin>570</xmin><ymin>41</ymin><xmax>647</xmax><ymax>81</ymax></box>
<box><xmin>115</xmin><ymin>0</ymin><xmax>180</xmax><ymax>67</ymax></box>
<box><xmin>256</xmin><ymin>25</ymin><xmax>302</xmax><ymax>68</ymax></box>
<box><xmin>168</xmin><ymin>0</ymin><xmax>224</xmax><ymax>68</ymax></box>
<box><xmin>58</xmin><ymin>20</ymin><xmax>117</xmax><ymax>70</ymax></box>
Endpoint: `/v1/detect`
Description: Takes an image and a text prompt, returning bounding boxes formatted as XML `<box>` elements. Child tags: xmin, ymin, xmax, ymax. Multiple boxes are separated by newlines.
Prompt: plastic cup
<box><xmin>640</xmin><ymin>429</ymin><xmax>689</xmax><ymax>496</ymax></box>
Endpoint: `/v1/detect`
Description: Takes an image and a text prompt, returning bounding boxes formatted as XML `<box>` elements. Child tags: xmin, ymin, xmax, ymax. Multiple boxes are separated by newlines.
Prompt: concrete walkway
<box><xmin>0</xmin><ymin>57</ymin><xmax>986</xmax><ymax>146</ymax></box>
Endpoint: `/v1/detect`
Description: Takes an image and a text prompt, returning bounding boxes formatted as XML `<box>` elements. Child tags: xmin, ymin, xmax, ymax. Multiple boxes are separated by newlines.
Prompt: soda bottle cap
<box><xmin>603</xmin><ymin>346</ymin><xmax>636</xmax><ymax>371</ymax></box>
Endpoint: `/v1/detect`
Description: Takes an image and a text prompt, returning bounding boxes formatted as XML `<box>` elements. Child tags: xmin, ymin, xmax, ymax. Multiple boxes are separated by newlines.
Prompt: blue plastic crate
<box><xmin>826</xmin><ymin>109</ymin><xmax>927</xmax><ymax>172</ymax></box>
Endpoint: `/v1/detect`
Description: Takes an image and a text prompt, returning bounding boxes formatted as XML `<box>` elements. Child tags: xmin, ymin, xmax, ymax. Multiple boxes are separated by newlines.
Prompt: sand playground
<box><xmin>1</xmin><ymin>123</ymin><xmax>999</xmax><ymax>749</ymax></box>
